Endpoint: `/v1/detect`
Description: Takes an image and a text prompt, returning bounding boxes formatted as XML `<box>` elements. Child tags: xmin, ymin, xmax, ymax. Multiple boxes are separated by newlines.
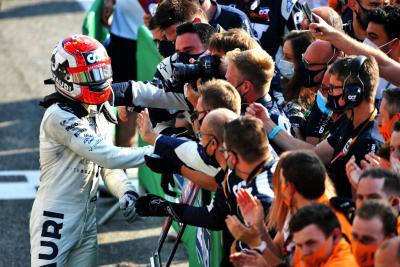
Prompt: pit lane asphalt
<box><xmin>0</xmin><ymin>0</ymin><xmax>187</xmax><ymax>265</ymax></box>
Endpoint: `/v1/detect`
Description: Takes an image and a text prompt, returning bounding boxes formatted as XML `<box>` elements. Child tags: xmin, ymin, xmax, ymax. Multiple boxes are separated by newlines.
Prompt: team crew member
<box><xmin>224</xmin><ymin>48</ymin><xmax>291</xmax><ymax>153</ymax></box>
<box><xmin>225</xmin><ymin>150</ymin><xmax>353</xmax><ymax>266</ymax></box>
<box><xmin>355</xmin><ymin>168</ymin><xmax>400</xmax><ymax>211</ymax></box>
<box><xmin>30</xmin><ymin>35</ymin><xmax>152</xmax><ymax>267</ymax></box>
<box><xmin>218</xmin><ymin>0</ymin><xmax>303</xmax><ymax>58</ymax></box>
<box><xmin>290</xmin><ymin>203</ymin><xmax>358</xmax><ymax>267</ymax></box>
<box><xmin>138</xmin><ymin>80</ymin><xmax>242</xmax><ymax>193</ymax></box>
<box><xmin>375</xmin><ymin>236</ymin><xmax>400</xmax><ymax>267</ymax></box>
<box><xmin>247</xmin><ymin>56</ymin><xmax>383</xmax><ymax>197</ymax></box>
<box><xmin>352</xmin><ymin>200</ymin><xmax>398</xmax><ymax>267</ymax></box>
<box><xmin>378</xmin><ymin>88</ymin><xmax>400</xmax><ymax>142</ymax></box>
<box><xmin>136</xmin><ymin>116</ymin><xmax>276</xmax><ymax>266</ymax></box>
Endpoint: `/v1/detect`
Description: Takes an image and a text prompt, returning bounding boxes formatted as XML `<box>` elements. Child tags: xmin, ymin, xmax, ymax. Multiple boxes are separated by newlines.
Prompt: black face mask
<box><xmin>199</xmin><ymin>139</ymin><xmax>218</xmax><ymax>165</ymax></box>
<box><xmin>298</xmin><ymin>62</ymin><xmax>326</xmax><ymax>88</ymax></box>
<box><xmin>158</xmin><ymin>40</ymin><xmax>176</xmax><ymax>58</ymax></box>
<box><xmin>326</xmin><ymin>93</ymin><xmax>346</xmax><ymax>113</ymax></box>
<box><xmin>176</xmin><ymin>51</ymin><xmax>204</xmax><ymax>64</ymax></box>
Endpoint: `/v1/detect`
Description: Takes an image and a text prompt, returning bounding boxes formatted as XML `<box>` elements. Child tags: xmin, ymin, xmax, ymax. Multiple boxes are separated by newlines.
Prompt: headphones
<box><xmin>342</xmin><ymin>55</ymin><xmax>367</xmax><ymax>109</ymax></box>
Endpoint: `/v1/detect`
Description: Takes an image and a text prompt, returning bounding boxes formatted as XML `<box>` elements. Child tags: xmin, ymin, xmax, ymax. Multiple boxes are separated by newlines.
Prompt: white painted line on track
<box><xmin>0</xmin><ymin>170</ymin><xmax>40</xmax><ymax>200</ymax></box>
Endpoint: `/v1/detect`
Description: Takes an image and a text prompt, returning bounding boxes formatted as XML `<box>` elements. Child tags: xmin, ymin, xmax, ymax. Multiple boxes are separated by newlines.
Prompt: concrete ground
<box><xmin>0</xmin><ymin>0</ymin><xmax>188</xmax><ymax>266</ymax></box>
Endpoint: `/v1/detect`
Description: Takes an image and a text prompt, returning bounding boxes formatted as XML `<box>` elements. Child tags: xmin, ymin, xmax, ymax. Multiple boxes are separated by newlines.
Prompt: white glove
<box><xmin>119</xmin><ymin>191</ymin><xmax>138</xmax><ymax>223</ymax></box>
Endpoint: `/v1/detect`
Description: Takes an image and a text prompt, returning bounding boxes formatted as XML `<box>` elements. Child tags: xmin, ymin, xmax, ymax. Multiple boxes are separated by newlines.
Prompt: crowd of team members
<box><xmin>109</xmin><ymin>0</ymin><xmax>400</xmax><ymax>266</ymax></box>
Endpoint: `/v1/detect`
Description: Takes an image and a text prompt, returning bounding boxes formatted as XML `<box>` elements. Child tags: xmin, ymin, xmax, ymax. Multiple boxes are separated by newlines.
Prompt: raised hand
<box><xmin>225</xmin><ymin>214</ymin><xmax>261</xmax><ymax>248</ymax></box>
<box><xmin>137</xmin><ymin>108</ymin><xmax>158</xmax><ymax>145</ymax></box>
<box><xmin>245</xmin><ymin>103</ymin><xmax>270</xmax><ymax>126</ymax></box>
<box><xmin>237</xmin><ymin>188</ymin><xmax>264</xmax><ymax>227</ymax></box>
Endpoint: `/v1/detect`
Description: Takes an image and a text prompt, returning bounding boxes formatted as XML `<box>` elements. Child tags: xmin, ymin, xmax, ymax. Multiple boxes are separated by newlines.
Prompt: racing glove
<box><xmin>119</xmin><ymin>191</ymin><xmax>139</xmax><ymax>224</ymax></box>
<box><xmin>135</xmin><ymin>194</ymin><xmax>183</xmax><ymax>221</ymax></box>
<box><xmin>144</xmin><ymin>155</ymin><xmax>182</xmax><ymax>197</ymax></box>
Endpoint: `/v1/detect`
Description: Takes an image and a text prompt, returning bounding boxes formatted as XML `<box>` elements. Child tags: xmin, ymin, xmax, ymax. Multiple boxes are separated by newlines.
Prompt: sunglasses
<box><xmin>302</xmin><ymin>48</ymin><xmax>337</xmax><ymax>69</ymax></box>
<box><xmin>324</xmin><ymin>84</ymin><xmax>344</xmax><ymax>94</ymax></box>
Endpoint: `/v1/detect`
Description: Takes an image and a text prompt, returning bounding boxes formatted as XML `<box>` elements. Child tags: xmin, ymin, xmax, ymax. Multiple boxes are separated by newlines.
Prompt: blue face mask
<box><xmin>176</xmin><ymin>51</ymin><xmax>204</xmax><ymax>64</ymax></box>
<box><xmin>316</xmin><ymin>91</ymin><xmax>332</xmax><ymax>115</ymax></box>
<box><xmin>278</xmin><ymin>59</ymin><xmax>295</xmax><ymax>79</ymax></box>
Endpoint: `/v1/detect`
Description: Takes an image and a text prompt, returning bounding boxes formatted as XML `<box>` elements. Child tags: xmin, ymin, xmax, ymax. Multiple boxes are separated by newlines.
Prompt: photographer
<box><xmin>135</xmin><ymin>116</ymin><xmax>276</xmax><ymax>266</ymax></box>
<box><xmin>112</xmin><ymin>22</ymin><xmax>221</xmax><ymax>132</ymax></box>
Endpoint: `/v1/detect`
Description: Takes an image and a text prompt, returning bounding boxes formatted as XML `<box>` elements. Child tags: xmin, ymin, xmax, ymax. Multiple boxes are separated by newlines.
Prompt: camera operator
<box><xmin>135</xmin><ymin>115</ymin><xmax>276</xmax><ymax>267</ymax></box>
<box><xmin>30</xmin><ymin>35</ymin><xmax>153</xmax><ymax>266</ymax></box>
<box><xmin>113</xmin><ymin>22</ymin><xmax>219</xmax><ymax>133</ymax></box>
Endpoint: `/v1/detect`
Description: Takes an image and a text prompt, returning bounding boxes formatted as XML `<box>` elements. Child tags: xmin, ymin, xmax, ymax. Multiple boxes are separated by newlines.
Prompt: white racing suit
<box><xmin>30</xmin><ymin>96</ymin><xmax>153</xmax><ymax>267</ymax></box>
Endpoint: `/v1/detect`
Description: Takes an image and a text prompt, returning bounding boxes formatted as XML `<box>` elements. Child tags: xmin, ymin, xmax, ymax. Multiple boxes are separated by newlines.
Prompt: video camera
<box><xmin>172</xmin><ymin>55</ymin><xmax>224</xmax><ymax>87</ymax></box>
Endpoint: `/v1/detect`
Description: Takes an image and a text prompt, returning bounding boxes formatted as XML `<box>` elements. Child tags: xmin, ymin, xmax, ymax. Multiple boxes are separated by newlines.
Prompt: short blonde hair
<box><xmin>209</xmin><ymin>28</ymin><xmax>261</xmax><ymax>53</ymax></box>
<box><xmin>198</xmin><ymin>79</ymin><xmax>241</xmax><ymax>115</ymax></box>
<box><xmin>225</xmin><ymin>49</ymin><xmax>275</xmax><ymax>95</ymax></box>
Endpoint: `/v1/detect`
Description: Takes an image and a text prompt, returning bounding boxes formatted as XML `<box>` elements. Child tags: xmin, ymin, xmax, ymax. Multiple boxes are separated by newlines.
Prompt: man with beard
<box><xmin>343</xmin><ymin>0</ymin><xmax>388</xmax><ymax>41</ymax></box>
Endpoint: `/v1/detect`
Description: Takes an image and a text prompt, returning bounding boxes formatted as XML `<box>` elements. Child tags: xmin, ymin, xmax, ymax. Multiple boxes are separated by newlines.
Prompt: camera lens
<box><xmin>173</xmin><ymin>63</ymin><xmax>201</xmax><ymax>83</ymax></box>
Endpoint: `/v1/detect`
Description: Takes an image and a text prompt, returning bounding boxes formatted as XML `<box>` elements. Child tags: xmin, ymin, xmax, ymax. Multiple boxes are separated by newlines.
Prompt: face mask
<box><xmin>363</xmin><ymin>38</ymin><xmax>378</xmax><ymax>49</ymax></box>
<box><xmin>278</xmin><ymin>59</ymin><xmax>295</xmax><ymax>79</ymax></box>
<box><xmin>363</xmin><ymin>38</ymin><xmax>398</xmax><ymax>55</ymax></box>
<box><xmin>351</xmin><ymin>240</ymin><xmax>380</xmax><ymax>267</ymax></box>
<box><xmin>378</xmin><ymin>38</ymin><xmax>398</xmax><ymax>56</ymax></box>
<box><xmin>302</xmin><ymin>235</ymin><xmax>332</xmax><ymax>266</ymax></box>
<box><xmin>158</xmin><ymin>40</ymin><xmax>176</xmax><ymax>58</ymax></box>
<box><xmin>317</xmin><ymin>90</ymin><xmax>332</xmax><ymax>115</ymax></box>
<box><xmin>378</xmin><ymin>113</ymin><xmax>400</xmax><ymax>142</ymax></box>
<box><xmin>391</xmin><ymin>155</ymin><xmax>400</xmax><ymax>173</ymax></box>
<box><xmin>326</xmin><ymin>93</ymin><xmax>346</xmax><ymax>112</ymax></box>
<box><xmin>298</xmin><ymin>62</ymin><xmax>325</xmax><ymax>88</ymax></box>
<box><xmin>199</xmin><ymin>138</ymin><xmax>218</xmax><ymax>165</ymax></box>
<box><xmin>176</xmin><ymin>51</ymin><xmax>204</xmax><ymax>64</ymax></box>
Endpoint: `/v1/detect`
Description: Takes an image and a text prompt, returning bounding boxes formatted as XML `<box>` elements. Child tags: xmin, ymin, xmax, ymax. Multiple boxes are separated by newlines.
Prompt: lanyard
<box><xmin>330</xmin><ymin>108</ymin><xmax>377</xmax><ymax>164</ymax></box>
<box><xmin>222</xmin><ymin>158</ymin><xmax>271</xmax><ymax>198</ymax></box>
<box><xmin>385</xmin><ymin>81</ymin><xmax>392</xmax><ymax>90</ymax></box>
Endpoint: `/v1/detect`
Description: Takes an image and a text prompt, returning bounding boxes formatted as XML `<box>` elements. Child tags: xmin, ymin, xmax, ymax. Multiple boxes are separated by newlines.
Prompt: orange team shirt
<box><xmin>318</xmin><ymin>194</ymin><xmax>353</xmax><ymax>241</ymax></box>
<box><xmin>398</xmin><ymin>217</ymin><xmax>400</xmax><ymax>234</ymax></box>
<box><xmin>292</xmin><ymin>237</ymin><xmax>359</xmax><ymax>267</ymax></box>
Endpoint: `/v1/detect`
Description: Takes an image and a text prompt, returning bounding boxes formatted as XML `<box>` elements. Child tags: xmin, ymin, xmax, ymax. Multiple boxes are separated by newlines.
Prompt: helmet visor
<box><xmin>70</xmin><ymin>65</ymin><xmax>113</xmax><ymax>85</ymax></box>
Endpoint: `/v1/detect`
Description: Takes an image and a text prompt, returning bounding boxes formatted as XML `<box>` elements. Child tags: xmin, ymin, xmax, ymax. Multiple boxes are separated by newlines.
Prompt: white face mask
<box><xmin>363</xmin><ymin>37</ymin><xmax>378</xmax><ymax>48</ymax></box>
<box><xmin>391</xmin><ymin>155</ymin><xmax>400</xmax><ymax>173</ymax></box>
<box><xmin>363</xmin><ymin>37</ymin><xmax>398</xmax><ymax>55</ymax></box>
<box><xmin>278</xmin><ymin>59</ymin><xmax>295</xmax><ymax>79</ymax></box>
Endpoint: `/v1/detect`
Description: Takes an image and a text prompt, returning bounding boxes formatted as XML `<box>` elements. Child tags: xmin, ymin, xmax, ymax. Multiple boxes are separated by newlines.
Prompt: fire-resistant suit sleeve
<box><xmin>99</xmin><ymin>122</ymin><xmax>137</xmax><ymax>199</ymax></box>
<box><xmin>112</xmin><ymin>81</ymin><xmax>190</xmax><ymax>111</ymax></box>
<box><xmin>42</xmin><ymin>105</ymin><xmax>153</xmax><ymax>170</ymax></box>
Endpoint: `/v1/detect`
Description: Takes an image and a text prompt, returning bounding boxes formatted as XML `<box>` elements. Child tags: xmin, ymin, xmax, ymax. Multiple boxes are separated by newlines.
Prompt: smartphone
<box><xmin>302</xmin><ymin>2</ymin><xmax>314</xmax><ymax>24</ymax></box>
